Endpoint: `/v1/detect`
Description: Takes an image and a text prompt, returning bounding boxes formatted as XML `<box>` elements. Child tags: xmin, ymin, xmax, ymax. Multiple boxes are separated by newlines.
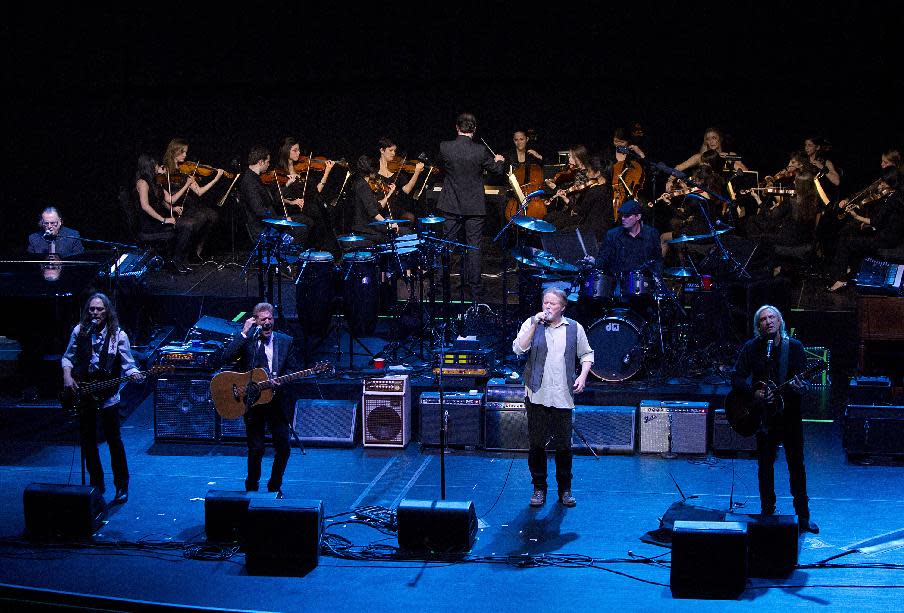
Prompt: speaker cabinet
<box><xmin>727</xmin><ymin>513</ymin><xmax>799</xmax><ymax>577</ymax></box>
<box><xmin>484</xmin><ymin>401</ymin><xmax>528</xmax><ymax>451</ymax></box>
<box><xmin>154</xmin><ymin>376</ymin><xmax>217</xmax><ymax>441</ymax></box>
<box><xmin>844</xmin><ymin>404</ymin><xmax>904</xmax><ymax>458</ymax></box>
<box><xmin>23</xmin><ymin>483</ymin><xmax>105</xmax><ymax>538</ymax></box>
<box><xmin>639</xmin><ymin>400</ymin><xmax>709</xmax><ymax>455</ymax></box>
<box><xmin>204</xmin><ymin>490</ymin><xmax>279</xmax><ymax>543</ymax></box>
<box><xmin>671</xmin><ymin>520</ymin><xmax>747</xmax><ymax>599</ymax></box>
<box><xmin>397</xmin><ymin>499</ymin><xmax>477</xmax><ymax>553</ymax></box>
<box><xmin>362</xmin><ymin>376</ymin><xmax>411</xmax><ymax>448</ymax></box>
<box><xmin>712</xmin><ymin>408</ymin><xmax>757</xmax><ymax>453</ymax></box>
<box><xmin>572</xmin><ymin>405</ymin><xmax>636</xmax><ymax>454</ymax></box>
<box><xmin>294</xmin><ymin>398</ymin><xmax>359</xmax><ymax>447</ymax></box>
<box><xmin>848</xmin><ymin>376</ymin><xmax>893</xmax><ymax>405</ymax></box>
<box><xmin>418</xmin><ymin>392</ymin><xmax>483</xmax><ymax>448</ymax></box>
<box><xmin>244</xmin><ymin>498</ymin><xmax>324</xmax><ymax>575</ymax></box>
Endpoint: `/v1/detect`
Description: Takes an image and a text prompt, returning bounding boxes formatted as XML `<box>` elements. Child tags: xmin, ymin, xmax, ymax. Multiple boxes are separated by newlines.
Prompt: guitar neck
<box><xmin>259</xmin><ymin>367</ymin><xmax>318</xmax><ymax>390</ymax></box>
<box><xmin>81</xmin><ymin>371</ymin><xmax>143</xmax><ymax>394</ymax></box>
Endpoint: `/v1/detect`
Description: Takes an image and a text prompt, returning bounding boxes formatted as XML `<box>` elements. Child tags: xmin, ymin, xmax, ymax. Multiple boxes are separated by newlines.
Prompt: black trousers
<box><xmin>756</xmin><ymin>407</ymin><xmax>809</xmax><ymax>518</ymax></box>
<box><xmin>79</xmin><ymin>402</ymin><xmax>129</xmax><ymax>493</ymax></box>
<box><xmin>442</xmin><ymin>215</ymin><xmax>484</xmax><ymax>296</ymax></box>
<box><xmin>526</xmin><ymin>398</ymin><xmax>573</xmax><ymax>493</ymax></box>
<box><xmin>243</xmin><ymin>399</ymin><xmax>292</xmax><ymax>492</ymax></box>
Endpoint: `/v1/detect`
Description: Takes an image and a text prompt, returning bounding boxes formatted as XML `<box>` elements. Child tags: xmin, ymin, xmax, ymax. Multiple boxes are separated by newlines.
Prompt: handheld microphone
<box><xmin>248</xmin><ymin>325</ymin><xmax>261</xmax><ymax>339</ymax></box>
<box><xmin>766</xmin><ymin>339</ymin><xmax>774</xmax><ymax>360</ymax></box>
<box><xmin>43</xmin><ymin>232</ymin><xmax>57</xmax><ymax>242</ymax></box>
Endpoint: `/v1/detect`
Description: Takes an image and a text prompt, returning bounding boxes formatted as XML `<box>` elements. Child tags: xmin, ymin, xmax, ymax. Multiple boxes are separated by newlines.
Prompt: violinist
<box><xmin>271</xmin><ymin>138</ymin><xmax>336</xmax><ymax>247</ymax></box>
<box><xmin>161</xmin><ymin>138</ymin><xmax>224</xmax><ymax>264</ymax></box>
<box><xmin>546</xmin><ymin>155</ymin><xmax>612</xmax><ymax>241</ymax></box>
<box><xmin>546</xmin><ymin>145</ymin><xmax>590</xmax><ymax>195</ymax></box>
<box><xmin>659</xmin><ymin>159</ymin><xmax>727</xmax><ymax>262</ymax></box>
<box><xmin>349</xmin><ymin>155</ymin><xmax>398</xmax><ymax>242</ymax></box>
<box><xmin>436</xmin><ymin>112</ymin><xmax>506</xmax><ymax>302</ymax></box>
<box><xmin>238</xmin><ymin>146</ymin><xmax>279</xmax><ymax>239</ymax></box>
<box><xmin>376</xmin><ymin>137</ymin><xmax>425</xmax><ymax>224</ymax></box>
<box><xmin>135</xmin><ymin>154</ymin><xmax>197</xmax><ymax>274</ymax></box>
<box><xmin>670</xmin><ymin>127</ymin><xmax>747</xmax><ymax>187</ymax></box>
<box><xmin>804</xmin><ymin>136</ymin><xmax>841</xmax><ymax>201</ymax></box>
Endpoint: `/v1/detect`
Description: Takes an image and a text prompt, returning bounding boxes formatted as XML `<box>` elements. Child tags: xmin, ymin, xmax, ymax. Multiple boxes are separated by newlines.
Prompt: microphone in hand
<box><xmin>43</xmin><ymin>232</ymin><xmax>57</xmax><ymax>242</ymax></box>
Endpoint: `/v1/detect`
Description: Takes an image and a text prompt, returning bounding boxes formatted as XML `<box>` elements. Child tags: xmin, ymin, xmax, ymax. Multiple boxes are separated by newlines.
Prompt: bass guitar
<box><xmin>61</xmin><ymin>365</ymin><xmax>174</xmax><ymax>414</ymax></box>
<box><xmin>724</xmin><ymin>360</ymin><xmax>827</xmax><ymax>437</ymax></box>
<box><xmin>211</xmin><ymin>362</ymin><xmax>334</xmax><ymax>419</ymax></box>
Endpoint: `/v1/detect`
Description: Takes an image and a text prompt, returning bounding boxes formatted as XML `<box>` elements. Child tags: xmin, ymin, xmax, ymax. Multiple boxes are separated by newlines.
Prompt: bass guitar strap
<box><xmin>778</xmin><ymin>336</ymin><xmax>790</xmax><ymax>385</ymax></box>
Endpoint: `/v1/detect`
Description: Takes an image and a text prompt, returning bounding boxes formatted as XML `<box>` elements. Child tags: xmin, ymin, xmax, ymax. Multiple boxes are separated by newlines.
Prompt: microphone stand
<box><xmin>68</xmin><ymin>235</ymin><xmax>140</xmax><ymax>301</ymax></box>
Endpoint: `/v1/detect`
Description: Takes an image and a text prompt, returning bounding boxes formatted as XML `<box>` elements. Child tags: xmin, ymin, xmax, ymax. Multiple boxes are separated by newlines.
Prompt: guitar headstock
<box><xmin>799</xmin><ymin>360</ymin><xmax>828</xmax><ymax>382</ymax></box>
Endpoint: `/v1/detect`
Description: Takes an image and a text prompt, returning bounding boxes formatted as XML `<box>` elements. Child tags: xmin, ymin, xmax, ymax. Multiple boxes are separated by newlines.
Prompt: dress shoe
<box><xmin>799</xmin><ymin>518</ymin><xmax>820</xmax><ymax>534</ymax></box>
<box><xmin>113</xmin><ymin>488</ymin><xmax>129</xmax><ymax>504</ymax></box>
<box><xmin>559</xmin><ymin>491</ymin><xmax>577</xmax><ymax>507</ymax></box>
<box><xmin>529</xmin><ymin>489</ymin><xmax>546</xmax><ymax>507</ymax></box>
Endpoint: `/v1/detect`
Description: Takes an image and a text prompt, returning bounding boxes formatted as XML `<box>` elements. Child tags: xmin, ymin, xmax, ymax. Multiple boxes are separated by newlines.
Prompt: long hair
<box><xmin>80</xmin><ymin>292</ymin><xmax>120</xmax><ymax>340</ymax></box>
<box><xmin>699</xmin><ymin>127</ymin><xmax>725</xmax><ymax>154</ymax></box>
<box><xmin>752</xmin><ymin>305</ymin><xmax>787</xmax><ymax>339</ymax></box>
<box><xmin>276</xmin><ymin>137</ymin><xmax>298</xmax><ymax>171</ymax></box>
<box><xmin>792</xmin><ymin>171</ymin><xmax>819</xmax><ymax>225</ymax></box>
<box><xmin>134</xmin><ymin>154</ymin><xmax>162</xmax><ymax>202</ymax></box>
<box><xmin>162</xmin><ymin>138</ymin><xmax>188</xmax><ymax>173</ymax></box>
<box><xmin>570</xmin><ymin>144</ymin><xmax>590</xmax><ymax>169</ymax></box>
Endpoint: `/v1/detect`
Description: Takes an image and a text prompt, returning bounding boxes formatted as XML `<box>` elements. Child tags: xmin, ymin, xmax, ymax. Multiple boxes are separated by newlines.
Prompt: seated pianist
<box><xmin>27</xmin><ymin>207</ymin><xmax>85</xmax><ymax>259</ymax></box>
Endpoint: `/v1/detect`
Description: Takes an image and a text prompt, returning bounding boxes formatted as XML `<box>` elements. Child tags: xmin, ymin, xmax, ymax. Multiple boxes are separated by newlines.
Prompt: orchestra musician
<box><xmin>349</xmin><ymin>154</ymin><xmax>398</xmax><ymax>243</ymax></box>
<box><xmin>671</xmin><ymin>127</ymin><xmax>747</xmax><ymax>180</ymax></box>
<box><xmin>545</xmin><ymin>155</ymin><xmax>612</xmax><ymax>241</ymax></box>
<box><xmin>238</xmin><ymin>145</ymin><xmax>282</xmax><ymax>240</ymax></box>
<box><xmin>161</xmin><ymin>138</ymin><xmax>224</xmax><ymax>264</ymax></box>
<box><xmin>271</xmin><ymin>137</ymin><xmax>336</xmax><ymax>248</ymax></box>
<box><xmin>27</xmin><ymin>207</ymin><xmax>84</xmax><ymax>258</ymax></box>
<box><xmin>376</xmin><ymin>137</ymin><xmax>425</xmax><ymax>225</ymax></box>
<box><xmin>827</xmin><ymin>166</ymin><xmax>904</xmax><ymax>292</ymax></box>
<box><xmin>436</xmin><ymin>112</ymin><xmax>506</xmax><ymax>302</ymax></box>
<box><xmin>659</xmin><ymin>157</ymin><xmax>727</xmax><ymax>262</ymax></box>
<box><xmin>607</xmin><ymin>126</ymin><xmax>647</xmax><ymax>218</ymax></box>
<box><xmin>546</xmin><ymin>145</ymin><xmax>590</xmax><ymax>194</ymax></box>
<box><xmin>505</xmin><ymin>129</ymin><xmax>544</xmax><ymax>168</ymax></box>
<box><xmin>805</xmin><ymin>136</ymin><xmax>841</xmax><ymax>187</ymax></box>
<box><xmin>731</xmin><ymin>305</ymin><xmax>819</xmax><ymax>534</ymax></box>
<box><xmin>62</xmin><ymin>293</ymin><xmax>143</xmax><ymax>505</ymax></box>
<box><xmin>135</xmin><ymin>153</ymin><xmax>202</xmax><ymax>274</ymax></box>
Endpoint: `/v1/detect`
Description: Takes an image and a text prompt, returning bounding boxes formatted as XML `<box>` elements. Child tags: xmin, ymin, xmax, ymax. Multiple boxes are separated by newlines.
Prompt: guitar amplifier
<box><xmin>418</xmin><ymin>392</ymin><xmax>483</xmax><ymax>448</ymax></box>
<box><xmin>486</xmin><ymin>378</ymin><xmax>526</xmax><ymax>402</ymax></box>
<box><xmin>844</xmin><ymin>404</ymin><xmax>904</xmax><ymax>458</ymax></box>
<box><xmin>572</xmin><ymin>405</ymin><xmax>636</xmax><ymax>454</ymax></box>
<box><xmin>848</xmin><ymin>376</ymin><xmax>893</xmax><ymax>405</ymax></box>
<box><xmin>639</xmin><ymin>400</ymin><xmax>709</xmax><ymax>455</ymax></box>
<box><xmin>712</xmin><ymin>408</ymin><xmax>757</xmax><ymax>453</ymax></box>
<box><xmin>484</xmin><ymin>400</ymin><xmax>528</xmax><ymax>451</ymax></box>
<box><xmin>362</xmin><ymin>375</ymin><xmax>411</xmax><ymax>447</ymax></box>
<box><xmin>154</xmin><ymin>376</ymin><xmax>217</xmax><ymax>441</ymax></box>
<box><xmin>155</xmin><ymin>344</ymin><xmax>221</xmax><ymax>370</ymax></box>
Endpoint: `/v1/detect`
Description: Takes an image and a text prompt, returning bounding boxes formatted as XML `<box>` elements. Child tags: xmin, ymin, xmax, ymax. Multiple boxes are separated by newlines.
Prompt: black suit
<box><xmin>437</xmin><ymin>134</ymin><xmax>505</xmax><ymax>297</ymax></box>
<box><xmin>239</xmin><ymin>170</ymin><xmax>278</xmax><ymax>238</ymax></box>
<box><xmin>222</xmin><ymin>330</ymin><xmax>296</xmax><ymax>492</ymax></box>
<box><xmin>27</xmin><ymin>227</ymin><xmax>85</xmax><ymax>258</ymax></box>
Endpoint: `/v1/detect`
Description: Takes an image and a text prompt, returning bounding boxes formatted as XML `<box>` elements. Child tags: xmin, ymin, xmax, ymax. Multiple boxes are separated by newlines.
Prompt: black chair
<box><xmin>118</xmin><ymin>186</ymin><xmax>175</xmax><ymax>255</ymax></box>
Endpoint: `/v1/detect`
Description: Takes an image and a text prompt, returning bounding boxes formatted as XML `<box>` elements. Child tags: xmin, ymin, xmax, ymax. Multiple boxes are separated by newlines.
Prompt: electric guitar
<box><xmin>210</xmin><ymin>362</ymin><xmax>334</xmax><ymax>419</ymax></box>
<box><xmin>61</xmin><ymin>365</ymin><xmax>174</xmax><ymax>414</ymax></box>
<box><xmin>724</xmin><ymin>360</ymin><xmax>827</xmax><ymax>437</ymax></box>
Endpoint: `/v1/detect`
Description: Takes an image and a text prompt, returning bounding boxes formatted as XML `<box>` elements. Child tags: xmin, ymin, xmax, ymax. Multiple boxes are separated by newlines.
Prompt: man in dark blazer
<box><xmin>221</xmin><ymin>302</ymin><xmax>298</xmax><ymax>493</ymax></box>
<box><xmin>436</xmin><ymin>112</ymin><xmax>506</xmax><ymax>301</ymax></box>
<box><xmin>27</xmin><ymin>207</ymin><xmax>85</xmax><ymax>258</ymax></box>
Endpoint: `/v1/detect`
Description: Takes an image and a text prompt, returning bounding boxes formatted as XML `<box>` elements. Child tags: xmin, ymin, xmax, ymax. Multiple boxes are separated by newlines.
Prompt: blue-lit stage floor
<box><xmin>1</xmin><ymin>387</ymin><xmax>903</xmax><ymax>612</ymax></box>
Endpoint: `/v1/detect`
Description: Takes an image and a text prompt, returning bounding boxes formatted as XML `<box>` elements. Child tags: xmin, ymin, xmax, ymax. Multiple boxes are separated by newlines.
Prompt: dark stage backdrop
<box><xmin>4</xmin><ymin>4</ymin><xmax>901</xmax><ymax>252</ymax></box>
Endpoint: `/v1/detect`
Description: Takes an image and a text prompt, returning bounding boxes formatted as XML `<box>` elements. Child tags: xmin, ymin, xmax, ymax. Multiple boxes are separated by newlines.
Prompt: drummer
<box><xmin>587</xmin><ymin>199</ymin><xmax>662</xmax><ymax>312</ymax></box>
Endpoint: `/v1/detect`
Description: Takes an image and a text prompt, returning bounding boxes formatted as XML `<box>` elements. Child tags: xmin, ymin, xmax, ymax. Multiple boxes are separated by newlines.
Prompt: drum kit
<box><xmin>510</xmin><ymin>223</ymin><xmax>740</xmax><ymax>382</ymax></box>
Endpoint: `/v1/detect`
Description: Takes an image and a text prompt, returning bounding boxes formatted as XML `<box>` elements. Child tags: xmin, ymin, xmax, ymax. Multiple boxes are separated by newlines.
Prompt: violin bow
<box><xmin>216</xmin><ymin>172</ymin><xmax>242</xmax><ymax>207</ymax></box>
<box><xmin>273</xmin><ymin>172</ymin><xmax>291</xmax><ymax>220</ymax></box>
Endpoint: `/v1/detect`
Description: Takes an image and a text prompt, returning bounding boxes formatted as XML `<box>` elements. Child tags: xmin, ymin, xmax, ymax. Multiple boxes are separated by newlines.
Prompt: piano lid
<box><xmin>0</xmin><ymin>252</ymin><xmax>108</xmax><ymax>297</ymax></box>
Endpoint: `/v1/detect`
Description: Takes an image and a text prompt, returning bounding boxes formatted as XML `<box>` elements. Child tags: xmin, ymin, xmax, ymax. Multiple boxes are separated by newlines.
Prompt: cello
<box><xmin>611</xmin><ymin>145</ymin><xmax>645</xmax><ymax>220</ymax></box>
<box><xmin>504</xmin><ymin>160</ymin><xmax>546</xmax><ymax>220</ymax></box>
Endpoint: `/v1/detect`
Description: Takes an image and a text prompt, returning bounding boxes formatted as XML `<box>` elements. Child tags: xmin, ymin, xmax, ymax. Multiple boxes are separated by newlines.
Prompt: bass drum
<box><xmin>294</xmin><ymin>251</ymin><xmax>335</xmax><ymax>337</ymax></box>
<box><xmin>586</xmin><ymin>309</ymin><xmax>647</xmax><ymax>382</ymax></box>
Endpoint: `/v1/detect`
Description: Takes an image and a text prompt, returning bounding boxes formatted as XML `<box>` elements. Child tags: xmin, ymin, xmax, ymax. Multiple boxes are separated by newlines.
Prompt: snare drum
<box><xmin>340</xmin><ymin>251</ymin><xmax>379</xmax><ymax>337</ymax></box>
<box><xmin>624</xmin><ymin>270</ymin><xmax>654</xmax><ymax>296</ymax></box>
<box><xmin>294</xmin><ymin>251</ymin><xmax>336</xmax><ymax>336</ymax></box>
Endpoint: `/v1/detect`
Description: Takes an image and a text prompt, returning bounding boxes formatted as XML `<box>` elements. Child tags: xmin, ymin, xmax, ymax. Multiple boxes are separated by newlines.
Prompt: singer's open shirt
<box><xmin>513</xmin><ymin>317</ymin><xmax>594</xmax><ymax>409</ymax></box>
<box><xmin>62</xmin><ymin>324</ymin><xmax>140</xmax><ymax>408</ymax></box>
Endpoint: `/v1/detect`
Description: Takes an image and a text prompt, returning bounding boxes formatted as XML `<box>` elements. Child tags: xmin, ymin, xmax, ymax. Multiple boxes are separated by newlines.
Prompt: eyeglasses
<box><xmin>41</xmin><ymin>221</ymin><xmax>61</xmax><ymax>227</ymax></box>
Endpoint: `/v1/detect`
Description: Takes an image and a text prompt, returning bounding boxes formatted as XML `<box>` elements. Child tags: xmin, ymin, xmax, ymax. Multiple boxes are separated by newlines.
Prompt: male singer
<box><xmin>221</xmin><ymin>302</ymin><xmax>297</xmax><ymax>494</ymax></box>
<box><xmin>27</xmin><ymin>207</ymin><xmax>85</xmax><ymax>258</ymax></box>
<box><xmin>513</xmin><ymin>288</ymin><xmax>593</xmax><ymax>508</ymax></box>
<box><xmin>731</xmin><ymin>305</ymin><xmax>818</xmax><ymax>534</ymax></box>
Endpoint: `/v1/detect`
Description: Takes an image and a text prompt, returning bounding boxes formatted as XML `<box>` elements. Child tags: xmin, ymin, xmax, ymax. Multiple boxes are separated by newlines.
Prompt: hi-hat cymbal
<box><xmin>512</xmin><ymin>246</ymin><xmax>554</xmax><ymax>268</ymax></box>
<box><xmin>533</xmin><ymin>254</ymin><xmax>579</xmax><ymax>273</ymax></box>
<box><xmin>337</xmin><ymin>233</ymin><xmax>366</xmax><ymax>243</ymax></box>
<box><xmin>663</xmin><ymin>267</ymin><xmax>697</xmax><ymax>278</ymax></box>
<box><xmin>264</xmin><ymin>218</ymin><xmax>306</xmax><ymax>228</ymax></box>
<box><xmin>512</xmin><ymin>215</ymin><xmax>555</xmax><ymax>233</ymax></box>
<box><xmin>369</xmin><ymin>218</ymin><xmax>411</xmax><ymax>226</ymax></box>
<box><xmin>419</xmin><ymin>215</ymin><xmax>445</xmax><ymax>225</ymax></box>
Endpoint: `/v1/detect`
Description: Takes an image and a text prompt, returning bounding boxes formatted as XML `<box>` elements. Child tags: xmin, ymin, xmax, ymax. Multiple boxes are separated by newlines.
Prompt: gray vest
<box><xmin>523</xmin><ymin>317</ymin><xmax>578</xmax><ymax>394</ymax></box>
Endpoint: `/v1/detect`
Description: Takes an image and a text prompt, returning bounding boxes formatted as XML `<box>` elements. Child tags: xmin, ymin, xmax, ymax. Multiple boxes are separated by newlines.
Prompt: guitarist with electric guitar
<box><xmin>216</xmin><ymin>302</ymin><xmax>302</xmax><ymax>495</ymax></box>
<box><xmin>61</xmin><ymin>293</ymin><xmax>144</xmax><ymax>505</ymax></box>
<box><xmin>728</xmin><ymin>305</ymin><xmax>821</xmax><ymax>534</ymax></box>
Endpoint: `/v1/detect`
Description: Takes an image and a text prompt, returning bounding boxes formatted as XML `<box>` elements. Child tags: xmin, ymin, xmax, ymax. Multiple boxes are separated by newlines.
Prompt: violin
<box><xmin>764</xmin><ymin>167</ymin><xmax>797</xmax><ymax>185</ymax></box>
<box><xmin>548</xmin><ymin>176</ymin><xmax>606</xmax><ymax>206</ymax></box>
<box><xmin>260</xmin><ymin>169</ymin><xmax>304</xmax><ymax>186</ymax></box>
<box><xmin>366</xmin><ymin>175</ymin><xmax>393</xmax><ymax>196</ymax></box>
<box><xmin>740</xmin><ymin>186</ymin><xmax>796</xmax><ymax>196</ymax></box>
<box><xmin>547</xmin><ymin>165</ymin><xmax>578</xmax><ymax>188</ymax></box>
<box><xmin>386</xmin><ymin>155</ymin><xmax>430</xmax><ymax>174</ymax></box>
<box><xmin>178</xmin><ymin>161</ymin><xmax>235</xmax><ymax>179</ymax></box>
<box><xmin>293</xmin><ymin>155</ymin><xmax>348</xmax><ymax>173</ymax></box>
<box><xmin>155</xmin><ymin>172</ymin><xmax>188</xmax><ymax>186</ymax></box>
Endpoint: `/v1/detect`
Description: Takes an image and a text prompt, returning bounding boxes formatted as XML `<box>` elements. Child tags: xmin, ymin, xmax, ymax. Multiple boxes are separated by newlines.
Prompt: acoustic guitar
<box><xmin>61</xmin><ymin>365</ymin><xmax>174</xmax><ymax>414</ymax></box>
<box><xmin>210</xmin><ymin>362</ymin><xmax>333</xmax><ymax>419</ymax></box>
<box><xmin>724</xmin><ymin>361</ymin><xmax>827</xmax><ymax>437</ymax></box>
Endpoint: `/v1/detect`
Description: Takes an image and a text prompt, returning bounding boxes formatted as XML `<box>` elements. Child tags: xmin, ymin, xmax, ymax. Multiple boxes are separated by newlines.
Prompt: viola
<box><xmin>178</xmin><ymin>161</ymin><xmax>235</xmax><ymax>179</ymax></box>
<box><xmin>293</xmin><ymin>155</ymin><xmax>348</xmax><ymax>173</ymax></box>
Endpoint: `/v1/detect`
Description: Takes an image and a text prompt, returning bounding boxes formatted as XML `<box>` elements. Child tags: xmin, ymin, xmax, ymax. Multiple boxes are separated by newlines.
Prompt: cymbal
<box><xmin>512</xmin><ymin>215</ymin><xmax>555</xmax><ymax>233</ymax></box>
<box><xmin>419</xmin><ymin>215</ymin><xmax>445</xmax><ymax>225</ymax></box>
<box><xmin>532</xmin><ymin>272</ymin><xmax>570</xmax><ymax>281</ymax></box>
<box><xmin>264</xmin><ymin>218</ymin><xmax>306</xmax><ymax>228</ymax></box>
<box><xmin>533</xmin><ymin>254</ymin><xmax>579</xmax><ymax>273</ymax></box>
<box><xmin>337</xmin><ymin>233</ymin><xmax>366</xmax><ymax>243</ymax></box>
<box><xmin>369</xmin><ymin>218</ymin><xmax>411</xmax><ymax>226</ymax></box>
<box><xmin>666</xmin><ymin>227</ymin><xmax>732</xmax><ymax>244</ymax></box>
<box><xmin>663</xmin><ymin>267</ymin><xmax>697</xmax><ymax>278</ymax></box>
